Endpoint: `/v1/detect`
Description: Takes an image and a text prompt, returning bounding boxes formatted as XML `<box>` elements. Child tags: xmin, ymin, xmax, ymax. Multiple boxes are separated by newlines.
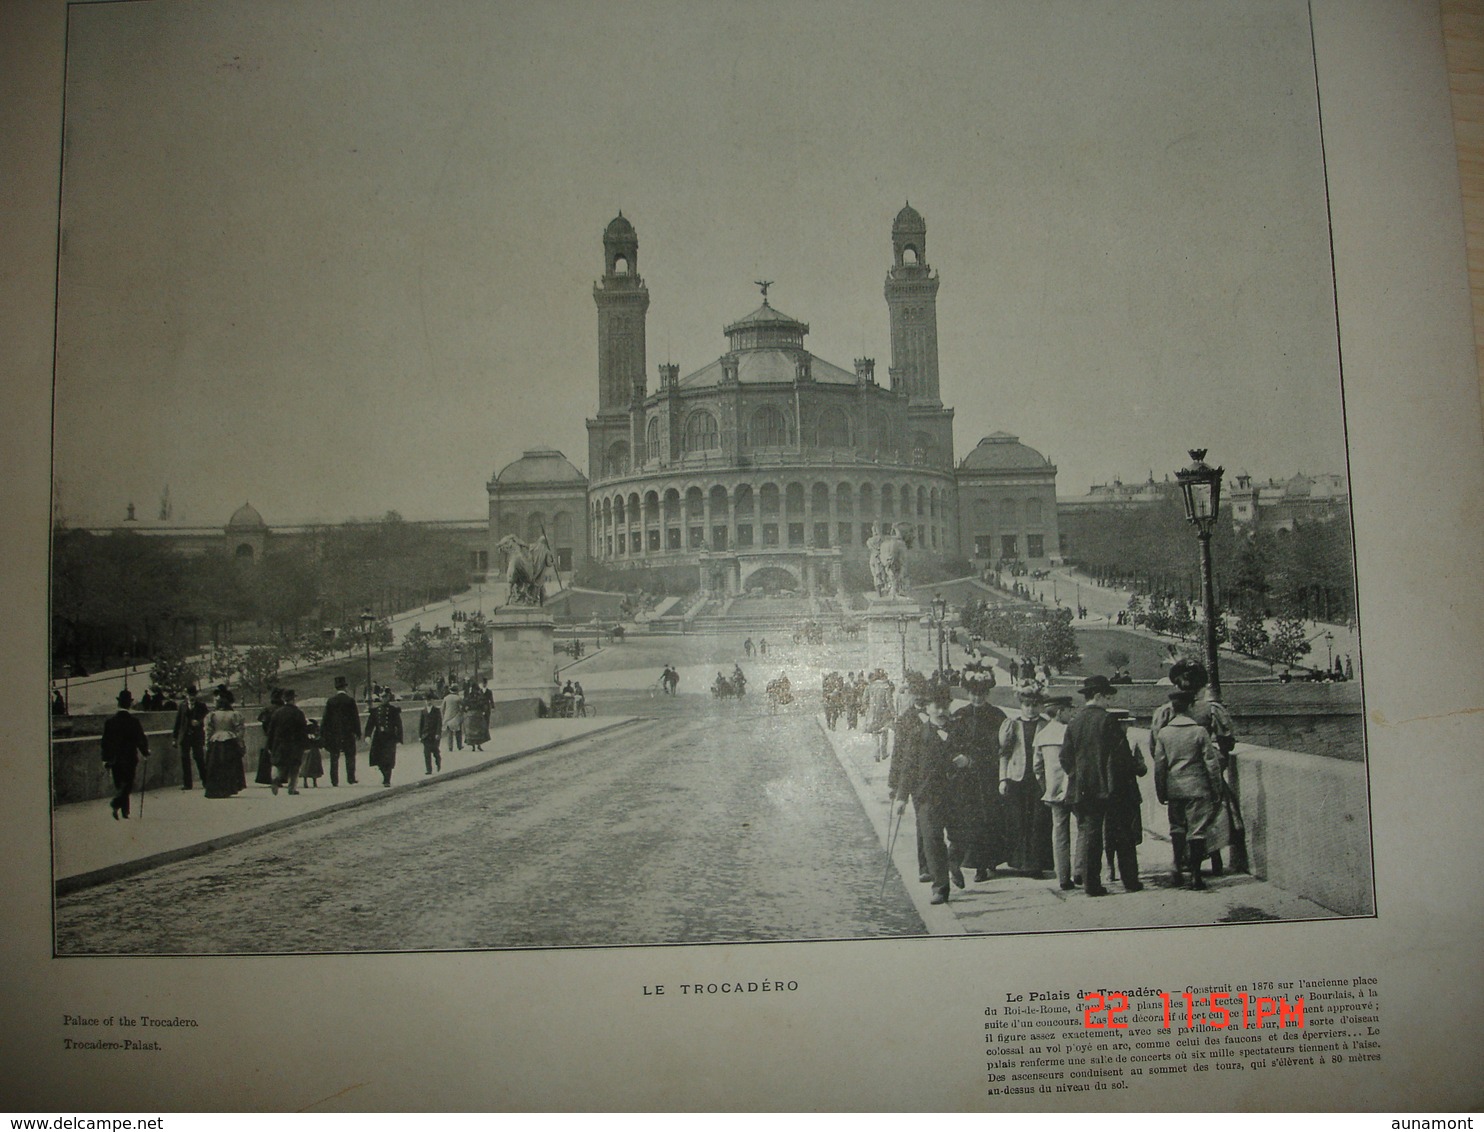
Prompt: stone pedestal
<box><xmin>862</xmin><ymin>594</ymin><xmax>922</xmax><ymax>680</ymax></box>
<box><xmin>487</xmin><ymin>606</ymin><xmax>557</xmax><ymax>704</ymax></box>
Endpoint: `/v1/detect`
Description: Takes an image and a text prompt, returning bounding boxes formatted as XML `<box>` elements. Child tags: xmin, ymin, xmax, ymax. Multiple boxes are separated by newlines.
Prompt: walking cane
<box><xmin>137</xmin><ymin>757</ymin><xmax>146</xmax><ymax>821</ymax></box>
<box><xmin>880</xmin><ymin>800</ymin><xmax>906</xmax><ymax>898</ymax></box>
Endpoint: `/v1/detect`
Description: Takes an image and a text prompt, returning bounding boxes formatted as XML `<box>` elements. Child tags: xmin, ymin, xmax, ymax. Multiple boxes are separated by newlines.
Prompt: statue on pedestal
<box><xmin>868</xmin><ymin>522</ymin><xmax>909</xmax><ymax>598</ymax></box>
<box><xmin>496</xmin><ymin>534</ymin><xmax>556</xmax><ymax>606</ymax></box>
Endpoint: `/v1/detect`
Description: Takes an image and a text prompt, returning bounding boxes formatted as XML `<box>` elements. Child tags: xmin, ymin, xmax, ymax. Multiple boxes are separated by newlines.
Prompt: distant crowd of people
<box><xmin>96</xmin><ymin>674</ymin><xmax>501</xmax><ymax>818</ymax></box>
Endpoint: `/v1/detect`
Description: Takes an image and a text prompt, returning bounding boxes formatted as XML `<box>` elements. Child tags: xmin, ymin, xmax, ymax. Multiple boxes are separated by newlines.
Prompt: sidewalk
<box><xmin>54</xmin><ymin>715</ymin><xmax>639</xmax><ymax>895</ymax></box>
<box><xmin>815</xmin><ymin>715</ymin><xmax>1337</xmax><ymax>935</ymax></box>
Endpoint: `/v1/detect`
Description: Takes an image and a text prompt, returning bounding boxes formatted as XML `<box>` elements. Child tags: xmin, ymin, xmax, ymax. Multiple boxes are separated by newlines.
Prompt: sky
<box><xmin>52</xmin><ymin>0</ymin><xmax>1346</xmax><ymax>527</ymax></box>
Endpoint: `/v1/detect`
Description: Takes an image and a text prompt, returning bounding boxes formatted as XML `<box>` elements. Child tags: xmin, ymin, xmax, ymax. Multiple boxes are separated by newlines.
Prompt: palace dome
<box><xmin>959</xmin><ymin>432</ymin><xmax>1051</xmax><ymax>471</ymax></box>
<box><xmin>495</xmin><ymin>447</ymin><xmax>586</xmax><ymax>485</ymax></box>
<box><xmin>226</xmin><ymin>502</ymin><xmax>266</xmax><ymax>529</ymax></box>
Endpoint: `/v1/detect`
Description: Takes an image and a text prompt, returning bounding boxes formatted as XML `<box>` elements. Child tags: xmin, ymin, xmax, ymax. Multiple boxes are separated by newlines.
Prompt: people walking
<box><xmin>256</xmin><ymin>688</ymin><xmax>282</xmax><ymax>785</ymax></box>
<box><xmin>1152</xmin><ymin>689</ymin><xmax>1224</xmax><ymax>890</ymax></box>
<box><xmin>171</xmin><ymin>685</ymin><xmax>208</xmax><ymax>791</ymax></box>
<box><xmin>462</xmin><ymin>682</ymin><xmax>490</xmax><ymax>751</ymax></box>
<box><xmin>1059</xmin><ymin>675</ymin><xmax>1136</xmax><ymax>897</ymax></box>
<box><xmin>1102</xmin><ymin>707</ymin><xmax>1146</xmax><ymax>888</ymax></box>
<box><xmin>366</xmin><ymin>688</ymin><xmax>404</xmax><ymax>788</ymax></box>
<box><xmin>440</xmin><ymin>683</ymin><xmax>464</xmax><ymax>753</ymax></box>
<box><xmin>865</xmin><ymin>670</ymin><xmax>896</xmax><ymax>762</ymax></box>
<box><xmin>1149</xmin><ymin>661</ymin><xmax>1238</xmax><ymax>874</ymax></box>
<box><xmin>888</xmin><ymin>676</ymin><xmax>957</xmax><ymax>905</ymax></box>
<box><xmin>320</xmin><ymin>676</ymin><xmax>362</xmax><ymax>786</ymax></box>
<box><xmin>950</xmin><ymin>675</ymin><xmax>1007</xmax><ymax>881</ymax></box>
<box><xmin>202</xmin><ymin>687</ymin><xmax>247</xmax><ymax>798</ymax></box>
<box><xmin>1032</xmin><ymin>694</ymin><xmax>1078</xmax><ymax>890</ymax></box>
<box><xmin>100</xmin><ymin>689</ymin><xmax>149</xmax><ymax>819</ymax></box>
<box><xmin>268</xmin><ymin>688</ymin><xmax>308</xmax><ymax>796</ymax></box>
<box><xmin>998</xmin><ymin>683</ymin><xmax>1053</xmax><ymax>876</ymax></box>
<box><xmin>418</xmin><ymin>693</ymin><xmax>442</xmax><ymax>775</ymax></box>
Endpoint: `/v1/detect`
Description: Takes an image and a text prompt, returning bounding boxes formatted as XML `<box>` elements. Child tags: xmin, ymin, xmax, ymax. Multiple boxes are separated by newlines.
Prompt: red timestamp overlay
<box><xmin>1083</xmin><ymin>991</ymin><xmax>1305</xmax><ymax>1031</ymax></box>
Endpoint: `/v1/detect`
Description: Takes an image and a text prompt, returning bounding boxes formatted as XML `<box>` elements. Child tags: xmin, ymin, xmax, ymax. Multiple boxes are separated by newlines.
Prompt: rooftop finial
<box><xmin>754</xmin><ymin>279</ymin><xmax>773</xmax><ymax>303</ymax></box>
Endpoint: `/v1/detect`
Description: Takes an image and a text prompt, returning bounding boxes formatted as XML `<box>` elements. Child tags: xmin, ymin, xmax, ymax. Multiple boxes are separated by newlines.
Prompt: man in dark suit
<box><xmin>269</xmin><ymin>688</ymin><xmax>309</xmax><ymax>795</ymax></box>
<box><xmin>1060</xmin><ymin>674</ymin><xmax>1134</xmax><ymax>897</ymax></box>
<box><xmin>320</xmin><ymin>675</ymin><xmax>362</xmax><ymax>786</ymax></box>
<box><xmin>101</xmin><ymin>689</ymin><xmax>149</xmax><ymax>819</ymax></box>
<box><xmin>171</xmin><ymin>684</ymin><xmax>208</xmax><ymax>790</ymax></box>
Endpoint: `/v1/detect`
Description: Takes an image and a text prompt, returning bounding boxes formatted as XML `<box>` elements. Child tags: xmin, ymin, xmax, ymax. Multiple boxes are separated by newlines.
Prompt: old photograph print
<box><xmin>49</xmin><ymin>0</ymin><xmax>1371</xmax><ymax>955</ymax></box>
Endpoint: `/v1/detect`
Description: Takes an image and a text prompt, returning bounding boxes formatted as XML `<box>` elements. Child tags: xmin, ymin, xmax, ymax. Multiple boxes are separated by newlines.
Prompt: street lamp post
<box><xmin>931</xmin><ymin>593</ymin><xmax>948</xmax><ymax>677</ymax></box>
<box><xmin>896</xmin><ymin>614</ymin><xmax>909</xmax><ymax>681</ymax></box>
<box><xmin>1325</xmin><ymin>631</ymin><xmax>1334</xmax><ymax>673</ymax></box>
<box><xmin>61</xmin><ymin>663</ymin><xmax>72</xmax><ymax>715</ymax></box>
<box><xmin>359</xmin><ymin>608</ymin><xmax>375</xmax><ymax>705</ymax></box>
<box><xmin>1175</xmin><ymin>448</ymin><xmax>1225</xmax><ymax>702</ymax></box>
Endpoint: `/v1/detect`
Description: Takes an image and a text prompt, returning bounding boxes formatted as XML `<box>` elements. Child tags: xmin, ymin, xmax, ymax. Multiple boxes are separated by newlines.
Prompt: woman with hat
<box><xmin>997</xmin><ymin>682</ymin><xmax>1054</xmax><ymax>876</ymax></box>
<box><xmin>100</xmin><ymin>689</ymin><xmax>149</xmax><ymax>819</ymax></box>
<box><xmin>202</xmin><ymin>685</ymin><xmax>247</xmax><ymax>798</ymax></box>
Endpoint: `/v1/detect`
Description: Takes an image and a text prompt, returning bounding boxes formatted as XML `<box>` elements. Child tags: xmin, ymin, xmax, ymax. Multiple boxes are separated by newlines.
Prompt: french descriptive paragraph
<box><xmin>982</xmin><ymin>975</ymin><xmax>1382</xmax><ymax>1097</ymax></box>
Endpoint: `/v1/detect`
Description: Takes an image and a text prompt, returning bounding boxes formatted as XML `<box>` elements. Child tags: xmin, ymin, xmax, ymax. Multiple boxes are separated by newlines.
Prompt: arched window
<box><xmin>903</xmin><ymin>246</ymin><xmax>919</xmax><ymax>266</ymax></box>
<box><xmin>734</xmin><ymin>484</ymin><xmax>755</xmax><ymax>516</ymax></box>
<box><xmin>647</xmin><ymin>417</ymin><xmax>661</xmax><ymax>461</ymax></box>
<box><xmin>1025</xmin><ymin>498</ymin><xmax>1042</xmax><ymax>525</ymax></box>
<box><xmin>749</xmin><ymin>405</ymin><xmax>792</xmax><ymax>447</ymax></box>
<box><xmin>526</xmin><ymin>513</ymin><xmax>545</xmax><ymax>541</ymax></box>
<box><xmin>605</xmin><ymin>440</ymin><xmax>630</xmax><ymax>477</ymax></box>
<box><xmin>553</xmin><ymin>512</ymin><xmax>574</xmax><ymax>543</ymax></box>
<box><xmin>812</xmin><ymin>407</ymin><xmax>851</xmax><ymax>448</ymax></box>
<box><xmin>760</xmin><ymin>484</ymin><xmax>781</xmax><ymax>516</ymax></box>
<box><xmin>684</xmin><ymin>410</ymin><xmax>719</xmax><ymax>452</ymax></box>
<box><xmin>837</xmin><ymin>483</ymin><xmax>854</xmax><ymax>515</ymax></box>
<box><xmin>614</xmin><ymin>254</ymin><xmax>630</xmax><ymax>275</ymax></box>
<box><xmin>234</xmin><ymin>543</ymin><xmax>255</xmax><ymax>560</ymax></box>
<box><xmin>785</xmin><ymin>483</ymin><xmax>805</xmax><ymax>516</ymax></box>
<box><xmin>1000</xmin><ymin>498</ymin><xmax>1017</xmax><ymax>526</ymax></box>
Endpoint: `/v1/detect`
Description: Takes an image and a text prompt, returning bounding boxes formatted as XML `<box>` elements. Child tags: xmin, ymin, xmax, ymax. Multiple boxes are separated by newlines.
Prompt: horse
<box><xmin>496</xmin><ymin>534</ymin><xmax>555</xmax><ymax>606</ymax></box>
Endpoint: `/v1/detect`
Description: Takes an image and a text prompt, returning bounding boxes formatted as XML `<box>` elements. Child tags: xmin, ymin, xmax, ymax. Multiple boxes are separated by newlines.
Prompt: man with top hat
<box><xmin>1033</xmin><ymin>693</ymin><xmax>1080</xmax><ymax>889</ymax></box>
<box><xmin>997</xmin><ymin>682</ymin><xmax>1053</xmax><ymax>876</ymax></box>
<box><xmin>1059</xmin><ymin>674</ymin><xmax>1135</xmax><ymax>896</ymax></box>
<box><xmin>100</xmin><ymin>689</ymin><xmax>149</xmax><ymax>819</ymax></box>
<box><xmin>171</xmin><ymin>684</ymin><xmax>208</xmax><ymax>790</ymax></box>
<box><xmin>320</xmin><ymin>675</ymin><xmax>362</xmax><ymax>786</ymax></box>
<box><xmin>949</xmin><ymin>673</ymin><xmax>1007</xmax><ymax>881</ymax></box>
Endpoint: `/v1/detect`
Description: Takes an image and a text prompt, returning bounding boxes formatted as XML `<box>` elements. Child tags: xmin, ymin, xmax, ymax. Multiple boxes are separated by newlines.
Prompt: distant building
<box><xmin>1228</xmin><ymin>472</ymin><xmax>1349</xmax><ymax>533</ymax></box>
<box><xmin>488</xmin><ymin>207</ymin><xmax>1060</xmax><ymax>596</ymax></box>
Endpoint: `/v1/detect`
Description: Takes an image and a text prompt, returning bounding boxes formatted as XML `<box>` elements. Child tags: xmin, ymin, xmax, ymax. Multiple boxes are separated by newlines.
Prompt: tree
<box><xmin>1229</xmin><ymin>607</ymin><xmax>1270</xmax><ymax>657</ymax></box>
<box><xmin>1104</xmin><ymin>648</ymin><xmax>1132</xmax><ymax>670</ymax></box>
<box><xmin>394</xmin><ymin>627</ymin><xmax>441</xmax><ymax>692</ymax></box>
<box><xmin>1261</xmin><ymin>615</ymin><xmax>1312</xmax><ymax>671</ymax></box>
<box><xmin>238</xmin><ymin>645</ymin><xmax>284</xmax><ymax>701</ymax></box>
<box><xmin>150</xmin><ymin>650</ymin><xmax>200</xmax><ymax>698</ymax></box>
<box><xmin>1018</xmin><ymin>608</ymin><xmax>1080</xmax><ymax>673</ymax></box>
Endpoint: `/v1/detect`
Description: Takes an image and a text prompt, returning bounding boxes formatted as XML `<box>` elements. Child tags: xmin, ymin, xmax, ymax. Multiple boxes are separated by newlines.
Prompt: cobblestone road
<box><xmin>55</xmin><ymin>697</ymin><xmax>925</xmax><ymax>954</ymax></box>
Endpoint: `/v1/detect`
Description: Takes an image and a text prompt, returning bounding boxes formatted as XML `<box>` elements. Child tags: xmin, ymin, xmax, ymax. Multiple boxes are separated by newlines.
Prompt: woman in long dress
<box><xmin>202</xmin><ymin>689</ymin><xmax>247</xmax><ymax>798</ymax></box>
<box><xmin>461</xmin><ymin>685</ymin><xmax>490</xmax><ymax>751</ymax></box>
